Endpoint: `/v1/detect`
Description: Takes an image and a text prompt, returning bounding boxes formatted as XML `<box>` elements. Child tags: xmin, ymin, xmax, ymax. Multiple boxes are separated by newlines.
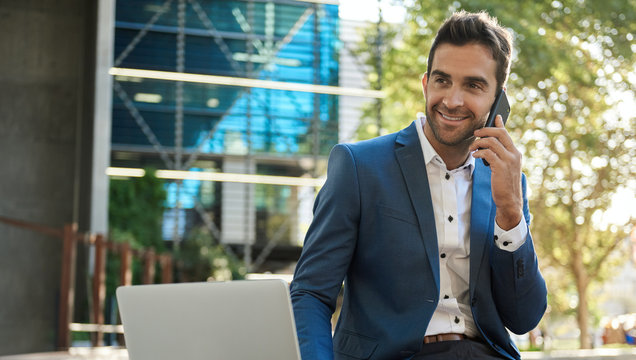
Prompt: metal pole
<box><xmin>311</xmin><ymin>3</ymin><xmax>321</xmax><ymax>178</ymax></box>
<box><xmin>243</xmin><ymin>0</ymin><xmax>255</xmax><ymax>270</ymax></box>
<box><xmin>173</xmin><ymin>0</ymin><xmax>186</xmax><ymax>248</ymax></box>
<box><xmin>175</xmin><ymin>0</ymin><xmax>185</xmax><ymax>170</ymax></box>
<box><xmin>172</xmin><ymin>181</ymin><xmax>182</xmax><ymax>250</ymax></box>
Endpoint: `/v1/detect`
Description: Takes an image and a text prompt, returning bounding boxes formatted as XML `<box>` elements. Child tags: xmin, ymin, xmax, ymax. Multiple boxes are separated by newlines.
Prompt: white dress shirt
<box><xmin>414</xmin><ymin>116</ymin><xmax>527</xmax><ymax>338</ymax></box>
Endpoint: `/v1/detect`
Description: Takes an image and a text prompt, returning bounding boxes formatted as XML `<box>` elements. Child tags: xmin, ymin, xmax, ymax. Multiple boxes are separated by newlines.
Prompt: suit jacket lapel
<box><xmin>469</xmin><ymin>159</ymin><xmax>494</xmax><ymax>298</ymax></box>
<box><xmin>394</xmin><ymin>122</ymin><xmax>440</xmax><ymax>290</ymax></box>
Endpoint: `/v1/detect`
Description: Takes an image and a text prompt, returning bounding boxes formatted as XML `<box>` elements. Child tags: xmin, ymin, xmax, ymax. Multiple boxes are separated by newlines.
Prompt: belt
<box><xmin>423</xmin><ymin>333</ymin><xmax>466</xmax><ymax>344</ymax></box>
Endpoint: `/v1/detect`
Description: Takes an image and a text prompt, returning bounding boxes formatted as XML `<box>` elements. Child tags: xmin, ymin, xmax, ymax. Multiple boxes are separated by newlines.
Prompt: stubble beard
<box><xmin>425</xmin><ymin>106</ymin><xmax>486</xmax><ymax>147</ymax></box>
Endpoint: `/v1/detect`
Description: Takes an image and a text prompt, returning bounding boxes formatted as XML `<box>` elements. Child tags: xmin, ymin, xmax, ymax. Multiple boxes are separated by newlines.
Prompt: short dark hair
<box><xmin>427</xmin><ymin>11</ymin><xmax>513</xmax><ymax>91</ymax></box>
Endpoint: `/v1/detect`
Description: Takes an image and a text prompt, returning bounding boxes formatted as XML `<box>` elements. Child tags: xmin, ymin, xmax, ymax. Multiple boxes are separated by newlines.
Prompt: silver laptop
<box><xmin>116</xmin><ymin>279</ymin><xmax>301</xmax><ymax>360</ymax></box>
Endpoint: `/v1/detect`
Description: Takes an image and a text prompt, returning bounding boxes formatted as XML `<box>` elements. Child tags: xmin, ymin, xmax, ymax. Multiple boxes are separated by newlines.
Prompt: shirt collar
<box><xmin>415</xmin><ymin>115</ymin><xmax>475</xmax><ymax>176</ymax></box>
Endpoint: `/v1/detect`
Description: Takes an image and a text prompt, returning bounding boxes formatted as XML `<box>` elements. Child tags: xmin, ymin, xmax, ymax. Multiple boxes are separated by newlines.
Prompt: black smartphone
<box><xmin>485</xmin><ymin>89</ymin><xmax>510</xmax><ymax>128</ymax></box>
<box><xmin>482</xmin><ymin>90</ymin><xmax>510</xmax><ymax>166</ymax></box>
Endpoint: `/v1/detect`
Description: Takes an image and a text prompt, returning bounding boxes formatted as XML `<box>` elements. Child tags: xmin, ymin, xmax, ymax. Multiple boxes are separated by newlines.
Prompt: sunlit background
<box><xmin>0</xmin><ymin>0</ymin><xmax>634</xmax><ymax>357</ymax></box>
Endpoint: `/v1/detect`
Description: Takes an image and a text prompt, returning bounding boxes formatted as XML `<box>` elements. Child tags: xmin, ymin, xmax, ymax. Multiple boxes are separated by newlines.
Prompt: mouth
<box><xmin>436</xmin><ymin>110</ymin><xmax>470</xmax><ymax>122</ymax></box>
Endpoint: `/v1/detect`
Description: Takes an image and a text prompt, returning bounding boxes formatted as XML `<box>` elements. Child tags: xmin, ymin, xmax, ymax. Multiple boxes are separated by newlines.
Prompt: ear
<box><xmin>421</xmin><ymin>73</ymin><xmax>428</xmax><ymax>97</ymax></box>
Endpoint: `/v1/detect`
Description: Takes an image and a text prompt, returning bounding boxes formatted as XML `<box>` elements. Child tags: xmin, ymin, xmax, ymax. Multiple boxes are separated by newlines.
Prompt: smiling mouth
<box><xmin>437</xmin><ymin>110</ymin><xmax>469</xmax><ymax>121</ymax></box>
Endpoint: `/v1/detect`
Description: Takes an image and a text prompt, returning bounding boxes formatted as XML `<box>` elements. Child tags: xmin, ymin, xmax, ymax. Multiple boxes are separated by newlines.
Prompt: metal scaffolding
<box><xmin>111</xmin><ymin>0</ymin><xmax>331</xmax><ymax>271</ymax></box>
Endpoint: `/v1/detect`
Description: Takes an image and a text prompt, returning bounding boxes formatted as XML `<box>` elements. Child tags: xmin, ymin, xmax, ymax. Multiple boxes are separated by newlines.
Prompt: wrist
<box><xmin>495</xmin><ymin>208</ymin><xmax>523</xmax><ymax>231</ymax></box>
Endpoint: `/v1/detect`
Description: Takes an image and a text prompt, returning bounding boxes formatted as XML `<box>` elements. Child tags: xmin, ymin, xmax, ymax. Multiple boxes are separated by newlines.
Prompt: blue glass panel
<box><xmin>112</xmin><ymin>0</ymin><xmax>340</xmax><ymax>156</ymax></box>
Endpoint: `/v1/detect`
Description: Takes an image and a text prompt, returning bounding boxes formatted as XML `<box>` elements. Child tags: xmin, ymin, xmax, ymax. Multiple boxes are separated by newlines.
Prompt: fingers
<box><xmin>472</xmin><ymin>138</ymin><xmax>521</xmax><ymax>165</ymax></box>
<box><xmin>471</xmin><ymin>117</ymin><xmax>521</xmax><ymax>167</ymax></box>
<box><xmin>471</xmin><ymin>138</ymin><xmax>504</xmax><ymax>164</ymax></box>
<box><xmin>494</xmin><ymin>113</ymin><xmax>505</xmax><ymax>128</ymax></box>
<box><xmin>473</xmin><ymin>115</ymin><xmax>513</xmax><ymax>151</ymax></box>
<box><xmin>475</xmin><ymin>115</ymin><xmax>505</xmax><ymax>135</ymax></box>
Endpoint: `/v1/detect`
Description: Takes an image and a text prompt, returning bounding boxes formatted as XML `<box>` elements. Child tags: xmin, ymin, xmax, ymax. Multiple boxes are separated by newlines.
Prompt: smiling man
<box><xmin>290</xmin><ymin>11</ymin><xmax>547</xmax><ymax>360</ymax></box>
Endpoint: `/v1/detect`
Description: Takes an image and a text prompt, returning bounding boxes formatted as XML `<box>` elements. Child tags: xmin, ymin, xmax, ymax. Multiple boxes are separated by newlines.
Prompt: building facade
<box><xmin>109</xmin><ymin>0</ymin><xmax>374</xmax><ymax>273</ymax></box>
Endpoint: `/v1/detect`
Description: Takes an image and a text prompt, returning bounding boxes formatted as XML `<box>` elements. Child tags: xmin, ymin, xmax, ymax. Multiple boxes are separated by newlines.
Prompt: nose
<box><xmin>442</xmin><ymin>86</ymin><xmax>464</xmax><ymax>109</ymax></box>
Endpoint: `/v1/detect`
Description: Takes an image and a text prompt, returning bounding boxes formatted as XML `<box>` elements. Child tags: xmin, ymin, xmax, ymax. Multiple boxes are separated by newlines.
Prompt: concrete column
<box><xmin>0</xmin><ymin>0</ymin><xmax>104</xmax><ymax>355</ymax></box>
<box><xmin>91</xmin><ymin>0</ymin><xmax>115</xmax><ymax>234</ymax></box>
<box><xmin>221</xmin><ymin>159</ymin><xmax>255</xmax><ymax>245</ymax></box>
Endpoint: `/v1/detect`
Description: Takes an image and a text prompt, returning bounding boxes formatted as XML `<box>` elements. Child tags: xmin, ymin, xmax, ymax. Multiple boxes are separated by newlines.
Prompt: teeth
<box><xmin>440</xmin><ymin>113</ymin><xmax>465</xmax><ymax>121</ymax></box>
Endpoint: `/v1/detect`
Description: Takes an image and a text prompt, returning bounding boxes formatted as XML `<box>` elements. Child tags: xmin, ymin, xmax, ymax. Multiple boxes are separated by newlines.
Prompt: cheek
<box><xmin>468</xmin><ymin>98</ymin><xmax>493</xmax><ymax>118</ymax></box>
<box><xmin>425</xmin><ymin>92</ymin><xmax>443</xmax><ymax>107</ymax></box>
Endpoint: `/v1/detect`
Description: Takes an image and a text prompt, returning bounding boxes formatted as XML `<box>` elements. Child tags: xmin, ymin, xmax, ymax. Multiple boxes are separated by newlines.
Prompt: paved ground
<box><xmin>0</xmin><ymin>348</ymin><xmax>128</xmax><ymax>360</ymax></box>
<box><xmin>1</xmin><ymin>347</ymin><xmax>635</xmax><ymax>359</ymax></box>
<box><xmin>522</xmin><ymin>348</ymin><xmax>636</xmax><ymax>359</ymax></box>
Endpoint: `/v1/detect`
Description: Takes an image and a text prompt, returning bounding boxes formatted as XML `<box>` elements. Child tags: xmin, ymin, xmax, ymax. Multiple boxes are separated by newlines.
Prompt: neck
<box><xmin>423</xmin><ymin>126</ymin><xmax>473</xmax><ymax>170</ymax></box>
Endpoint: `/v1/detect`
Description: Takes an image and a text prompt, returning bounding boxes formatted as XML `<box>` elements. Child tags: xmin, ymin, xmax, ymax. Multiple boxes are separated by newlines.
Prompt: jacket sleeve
<box><xmin>490</xmin><ymin>174</ymin><xmax>548</xmax><ymax>334</ymax></box>
<box><xmin>290</xmin><ymin>144</ymin><xmax>360</xmax><ymax>360</ymax></box>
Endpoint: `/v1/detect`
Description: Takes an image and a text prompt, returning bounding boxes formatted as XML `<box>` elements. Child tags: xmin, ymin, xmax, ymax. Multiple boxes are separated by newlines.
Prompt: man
<box><xmin>290</xmin><ymin>11</ymin><xmax>547</xmax><ymax>360</ymax></box>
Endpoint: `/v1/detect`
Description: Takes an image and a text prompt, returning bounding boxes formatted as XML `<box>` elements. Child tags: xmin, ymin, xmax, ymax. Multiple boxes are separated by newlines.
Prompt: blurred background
<box><xmin>0</xmin><ymin>0</ymin><xmax>634</xmax><ymax>357</ymax></box>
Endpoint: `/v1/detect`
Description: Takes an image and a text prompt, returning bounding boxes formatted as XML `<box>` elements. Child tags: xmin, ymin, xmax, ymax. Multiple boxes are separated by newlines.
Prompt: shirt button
<box><xmin>444</xmin><ymin>295</ymin><xmax>449</xmax><ymax>299</ymax></box>
<box><xmin>448</xmin><ymin>215</ymin><xmax>453</xmax><ymax>222</ymax></box>
<box><xmin>440</xmin><ymin>253</ymin><xmax>446</xmax><ymax>259</ymax></box>
<box><xmin>503</xmin><ymin>241</ymin><xmax>510</xmax><ymax>246</ymax></box>
<box><xmin>445</xmin><ymin>173</ymin><xmax>450</xmax><ymax>180</ymax></box>
<box><xmin>494</xmin><ymin>235</ymin><xmax>498</xmax><ymax>241</ymax></box>
<box><xmin>454</xmin><ymin>316</ymin><xmax>460</xmax><ymax>324</ymax></box>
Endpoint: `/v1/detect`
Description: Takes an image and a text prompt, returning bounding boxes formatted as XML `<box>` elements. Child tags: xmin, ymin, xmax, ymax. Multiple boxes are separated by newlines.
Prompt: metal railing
<box><xmin>0</xmin><ymin>215</ymin><xmax>173</xmax><ymax>349</ymax></box>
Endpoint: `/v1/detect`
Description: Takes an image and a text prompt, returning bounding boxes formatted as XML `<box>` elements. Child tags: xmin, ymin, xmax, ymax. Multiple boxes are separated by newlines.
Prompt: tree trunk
<box><xmin>573</xmin><ymin>250</ymin><xmax>591</xmax><ymax>349</ymax></box>
<box><xmin>577</xmin><ymin>284</ymin><xmax>591</xmax><ymax>348</ymax></box>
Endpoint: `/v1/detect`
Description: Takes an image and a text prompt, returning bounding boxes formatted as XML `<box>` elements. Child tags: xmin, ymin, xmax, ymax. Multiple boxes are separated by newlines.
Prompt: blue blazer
<box><xmin>290</xmin><ymin>122</ymin><xmax>547</xmax><ymax>360</ymax></box>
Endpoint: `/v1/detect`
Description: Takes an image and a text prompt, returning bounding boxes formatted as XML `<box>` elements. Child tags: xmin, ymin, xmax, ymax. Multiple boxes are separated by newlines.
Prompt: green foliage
<box><xmin>354</xmin><ymin>17</ymin><xmax>424</xmax><ymax>140</ymax></box>
<box><xmin>107</xmin><ymin>169</ymin><xmax>167</xmax><ymax>296</ymax></box>
<box><xmin>109</xmin><ymin>169</ymin><xmax>166</xmax><ymax>250</ymax></box>
<box><xmin>357</xmin><ymin>0</ymin><xmax>636</xmax><ymax>348</ymax></box>
<box><xmin>71</xmin><ymin>331</ymin><xmax>91</xmax><ymax>342</ymax></box>
<box><xmin>177</xmin><ymin>226</ymin><xmax>246</xmax><ymax>282</ymax></box>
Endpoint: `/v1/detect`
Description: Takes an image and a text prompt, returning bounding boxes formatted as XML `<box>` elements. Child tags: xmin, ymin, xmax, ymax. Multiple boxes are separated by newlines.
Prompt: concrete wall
<box><xmin>0</xmin><ymin>1</ymin><xmax>100</xmax><ymax>355</ymax></box>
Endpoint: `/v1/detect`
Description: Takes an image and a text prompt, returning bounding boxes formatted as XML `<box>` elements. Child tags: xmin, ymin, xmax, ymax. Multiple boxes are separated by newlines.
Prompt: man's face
<box><xmin>422</xmin><ymin>43</ymin><xmax>498</xmax><ymax>149</ymax></box>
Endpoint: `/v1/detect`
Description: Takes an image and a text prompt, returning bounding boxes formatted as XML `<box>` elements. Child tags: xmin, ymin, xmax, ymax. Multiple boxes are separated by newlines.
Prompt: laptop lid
<box><xmin>116</xmin><ymin>279</ymin><xmax>301</xmax><ymax>360</ymax></box>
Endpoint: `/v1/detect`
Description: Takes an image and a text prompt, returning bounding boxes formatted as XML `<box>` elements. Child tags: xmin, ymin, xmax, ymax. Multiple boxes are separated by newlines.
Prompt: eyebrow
<box><xmin>431</xmin><ymin>70</ymin><xmax>491</xmax><ymax>88</ymax></box>
<box><xmin>465</xmin><ymin>76</ymin><xmax>490</xmax><ymax>87</ymax></box>
<box><xmin>431</xmin><ymin>70</ymin><xmax>451</xmax><ymax>79</ymax></box>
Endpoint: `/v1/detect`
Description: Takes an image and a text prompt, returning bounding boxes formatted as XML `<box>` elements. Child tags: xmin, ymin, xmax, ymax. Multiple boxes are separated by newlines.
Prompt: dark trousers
<box><xmin>407</xmin><ymin>338</ymin><xmax>508</xmax><ymax>359</ymax></box>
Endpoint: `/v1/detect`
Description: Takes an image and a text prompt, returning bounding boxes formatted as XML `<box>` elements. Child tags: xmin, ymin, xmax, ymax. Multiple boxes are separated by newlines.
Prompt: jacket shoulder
<box><xmin>335</xmin><ymin>124</ymin><xmax>413</xmax><ymax>157</ymax></box>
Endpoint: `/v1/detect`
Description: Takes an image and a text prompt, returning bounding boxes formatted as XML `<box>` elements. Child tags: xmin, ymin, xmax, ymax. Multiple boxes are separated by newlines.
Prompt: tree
<box><xmin>109</xmin><ymin>168</ymin><xmax>166</xmax><ymax>251</ymax></box>
<box><xmin>108</xmin><ymin>169</ymin><xmax>167</xmax><ymax>295</ymax></box>
<box><xmin>357</xmin><ymin>0</ymin><xmax>636</xmax><ymax>349</ymax></box>
<box><xmin>177</xmin><ymin>225</ymin><xmax>246</xmax><ymax>282</ymax></box>
<box><xmin>511</xmin><ymin>1</ymin><xmax>635</xmax><ymax>347</ymax></box>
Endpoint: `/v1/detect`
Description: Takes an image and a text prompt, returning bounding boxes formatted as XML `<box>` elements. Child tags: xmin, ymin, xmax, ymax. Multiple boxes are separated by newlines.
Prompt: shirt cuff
<box><xmin>494</xmin><ymin>215</ymin><xmax>527</xmax><ymax>252</ymax></box>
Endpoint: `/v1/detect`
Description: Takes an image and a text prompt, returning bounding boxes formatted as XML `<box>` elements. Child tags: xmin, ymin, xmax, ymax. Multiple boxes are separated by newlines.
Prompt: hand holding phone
<box><xmin>482</xmin><ymin>90</ymin><xmax>510</xmax><ymax>166</ymax></box>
